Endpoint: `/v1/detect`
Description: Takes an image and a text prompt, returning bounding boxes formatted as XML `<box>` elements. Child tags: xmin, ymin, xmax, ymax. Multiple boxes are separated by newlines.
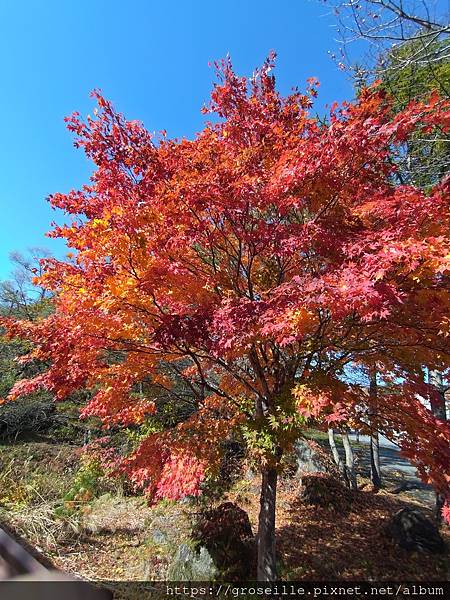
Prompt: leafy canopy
<box><xmin>2</xmin><ymin>55</ymin><xmax>449</xmax><ymax>500</ymax></box>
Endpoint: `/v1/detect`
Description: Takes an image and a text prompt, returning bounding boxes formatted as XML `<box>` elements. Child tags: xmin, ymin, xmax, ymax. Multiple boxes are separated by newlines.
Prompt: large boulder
<box><xmin>141</xmin><ymin>504</ymin><xmax>196</xmax><ymax>579</ymax></box>
<box><xmin>293</xmin><ymin>438</ymin><xmax>338</xmax><ymax>478</ymax></box>
<box><xmin>167</xmin><ymin>544</ymin><xmax>218</xmax><ymax>581</ymax></box>
<box><xmin>300</xmin><ymin>473</ymin><xmax>353</xmax><ymax>513</ymax></box>
<box><xmin>192</xmin><ymin>502</ymin><xmax>256</xmax><ymax>580</ymax></box>
<box><xmin>388</xmin><ymin>508</ymin><xmax>446</xmax><ymax>554</ymax></box>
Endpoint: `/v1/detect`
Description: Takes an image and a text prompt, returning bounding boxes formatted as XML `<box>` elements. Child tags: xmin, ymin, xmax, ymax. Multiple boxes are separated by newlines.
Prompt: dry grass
<box><xmin>81</xmin><ymin>495</ymin><xmax>153</xmax><ymax>535</ymax></box>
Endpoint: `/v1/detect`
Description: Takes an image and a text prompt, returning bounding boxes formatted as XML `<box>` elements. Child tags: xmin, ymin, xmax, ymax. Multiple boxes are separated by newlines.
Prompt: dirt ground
<box><xmin>1</xmin><ymin>441</ymin><xmax>449</xmax><ymax>582</ymax></box>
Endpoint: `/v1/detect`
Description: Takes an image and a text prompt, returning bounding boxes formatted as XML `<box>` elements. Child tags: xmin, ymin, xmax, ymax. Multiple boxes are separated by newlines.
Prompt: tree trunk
<box><xmin>257</xmin><ymin>466</ymin><xmax>278</xmax><ymax>581</ymax></box>
<box><xmin>369</xmin><ymin>429</ymin><xmax>381</xmax><ymax>489</ymax></box>
<box><xmin>328</xmin><ymin>428</ymin><xmax>346</xmax><ymax>482</ymax></box>
<box><xmin>429</xmin><ymin>370</ymin><xmax>447</xmax><ymax>421</ymax></box>
<box><xmin>342</xmin><ymin>432</ymin><xmax>357</xmax><ymax>490</ymax></box>
<box><xmin>428</xmin><ymin>370</ymin><xmax>447</xmax><ymax>522</ymax></box>
<box><xmin>369</xmin><ymin>366</ymin><xmax>382</xmax><ymax>489</ymax></box>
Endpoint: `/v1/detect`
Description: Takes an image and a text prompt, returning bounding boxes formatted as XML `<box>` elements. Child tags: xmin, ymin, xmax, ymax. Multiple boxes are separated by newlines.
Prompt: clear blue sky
<box><xmin>0</xmin><ymin>0</ymin><xmax>359</xmax><ymax>280</ymax></box>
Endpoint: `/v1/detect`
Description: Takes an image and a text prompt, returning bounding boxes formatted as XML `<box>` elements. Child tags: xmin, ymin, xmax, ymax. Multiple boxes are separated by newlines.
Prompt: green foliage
<box><xmin>200</xmin><ymin>440</ymin><xmax>246</xmax><ymax>500</ymax></box>
<box><xmin>0</xmin><ymin>290</ymin><xmax>56</xmax><ymax>440</ymax></box>
<box><xmin>55</xmin><ymin>455</ymin><xmax>104</xmax><ymax>517</ymax></box>
<box><xmin>0</xmin><ymin>455</ymin><xmax>34</xmax><ymax>508</ymax></box>
<box><xmin>240</xmin><ymin>389</ymin><xmax>305</xmax><ymax>464</ymax></box>
<box><xmin>122</xmin><ymin>418</ymin><xmax>164</xmax><ymax>452</ymax></box>
<box><xmin>379</xmin><ymin>37</ymin><xmax>450</xmax><ymax>187</ymax></box>
<box><xmin>0</xmin><ymin>337</ymin><xmax>28</xmax><ymax>399</ymax></box>
<box><xmin>381</xmin><ymin>38</ymin><xmax>450</xmax><ymax>106</ymax></box>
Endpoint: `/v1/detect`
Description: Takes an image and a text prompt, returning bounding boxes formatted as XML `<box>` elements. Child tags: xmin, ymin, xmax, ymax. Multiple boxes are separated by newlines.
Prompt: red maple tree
<box><xmin>2</xmin><ymin>55</ymin><xmax>449</xmax><ymax>579</ymax></box>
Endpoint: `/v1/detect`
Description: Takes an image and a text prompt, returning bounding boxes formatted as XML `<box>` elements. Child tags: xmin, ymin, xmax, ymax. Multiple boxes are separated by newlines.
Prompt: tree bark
<box><xmin>369</xmin><ymin>366</ymin><xmax>382</xmax><ymax>490</ymax></box>
<box><xmin>328</xmin><ymin>428</ymin><xmax>346</xmax><ymax>482</ymax></box>
<box><xmin>429</xmin><ymin>370</ymin><xmax>447</xmax><ymax>421</ymax></box>
<box><xmin>257</xmin><ymin>466</ymin><xmax>278</xmax><ymax>581</ymax></box>
<box><xmin>428</xmin><ymin>369</ymin><xmax>447</xmax><ymax>522</ymax></box>
<box><xmin>342</xmin><ymin>432</ymin><xmax>357</xmax><ymax>490</ymax></box>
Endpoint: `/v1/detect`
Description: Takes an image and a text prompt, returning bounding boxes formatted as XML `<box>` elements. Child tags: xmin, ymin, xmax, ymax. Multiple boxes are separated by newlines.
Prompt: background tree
<box><xmin>0</xmin><ymin>250</ymin><xmax>55</xmax><ymax>439</ymax></box>
<box><xmin>428</xmin><ymin>367</ymin><xmax>448</xmax><ymax>521</ymax></box>
<box><xmin>368</xmin><ymin>365</ymin><xmax>382</xmax><ymax>489</ymax></box>
<box><xmin>0</xmin><ymin>249</ymin><xmax>53</xmax><ymax>395</ymax></box>
<box><xmin>322</xmin><ymin>0</ymin><xmax>449</xmax><ymax>187</ymax></box>
<box><xmin>377</xmin><ymin>36</ymin><xmax>449</xmax><ymax>188</ymax></box>
<box><xmin>324</xmin><ymin>0</ymin><xmax>450</xmax><ymax>518</ymax></box>
<box><xmin>322</xmin><ymin>0</ymin><xmax>449</xmax><ymax>75</ymax></box>
<box><xmin>0</xmin><ymin>249</ymin><xmax>52</xmax><ymax>319</ymax></box>
<box><xmin>2</xmin><ymin>57</ymin><xmax>450</xmax><ymax>580</ymax></box>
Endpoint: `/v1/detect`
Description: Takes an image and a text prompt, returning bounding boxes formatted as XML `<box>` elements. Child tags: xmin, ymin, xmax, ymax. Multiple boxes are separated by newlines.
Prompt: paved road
<box><xmin>348</xmin><ymin>433</ymin><xmax>399</xmax><ymax>450</ymax></box>
<box><xmin>345</xmin><ymin>434</ymin><xmax>435</xmax><ymax>507</ymax></box>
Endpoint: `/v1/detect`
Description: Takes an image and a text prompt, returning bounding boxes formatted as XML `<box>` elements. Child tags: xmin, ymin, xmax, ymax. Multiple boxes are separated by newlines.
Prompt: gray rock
<box><xmin>294</xmin><ymin>438</ymin><xmax>334</xmax><ymax>477</ymax></box>
<box><xmin>388</xmin><ymin>508</ymin><xmax>446</xmax><ymax>554</ymax></box>
<box><xmin>193</xmin><ymin>502</ymin><xmax>255</xmax><ymax>580</ymax></box>
<box><xmin>149</xmin><ymin>528</ymin><xmax>168</xmax><ymax>545</ymax></box>
<box><xmin>167</xmin><ymin>544</ymin><xmax>218</xmax><ymax>581</ymax></box>
<box><xmin>148</xmin><ymin>513</ymin><xmax>184</xmax><ymax>546</ymax></box>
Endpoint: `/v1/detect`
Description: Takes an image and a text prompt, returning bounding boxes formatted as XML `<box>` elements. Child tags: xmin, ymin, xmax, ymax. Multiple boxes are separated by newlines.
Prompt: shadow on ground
<box><xmin>276</xmin><ymin>490</ymin><xmax>449</xmax><ymax>581</ymax></box>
